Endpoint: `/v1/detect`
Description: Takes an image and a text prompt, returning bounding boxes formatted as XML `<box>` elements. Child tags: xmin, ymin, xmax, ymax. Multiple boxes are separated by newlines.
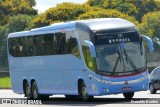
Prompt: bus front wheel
<box><xmin>123</xmin><ymin>92</ymin><xmax>134</xmax><ymax>100</ymax></box>
<box><xmin>79</xmin><ymin>81</ymin><xmax>93</xmax><ymax>101</ymax></box>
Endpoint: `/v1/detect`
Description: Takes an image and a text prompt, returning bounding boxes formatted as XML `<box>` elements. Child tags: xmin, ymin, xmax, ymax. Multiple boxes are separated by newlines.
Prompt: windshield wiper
<box><xmin>111</xmin><ymin>48</ymin><xmax>121</xmax><ymax>76</ymax></box>
<box><xmin>123</xmin><ymin>48</ymin><xmax>138</xmax><ymax>72</ymax></box>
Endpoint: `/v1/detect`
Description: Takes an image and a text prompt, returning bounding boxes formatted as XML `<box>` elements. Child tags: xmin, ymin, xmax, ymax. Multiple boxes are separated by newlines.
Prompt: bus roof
<box><xmin>8</xmin><ymin>18</ymin><xmax>136</xmax><ymax>38</ymax></box>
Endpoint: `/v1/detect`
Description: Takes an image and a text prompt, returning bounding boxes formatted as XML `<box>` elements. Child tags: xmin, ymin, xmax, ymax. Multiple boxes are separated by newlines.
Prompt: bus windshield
<box><xmin>94</xmin><ymin>31</ymin><xmax>146</xmax><ymax>76</ymax></box>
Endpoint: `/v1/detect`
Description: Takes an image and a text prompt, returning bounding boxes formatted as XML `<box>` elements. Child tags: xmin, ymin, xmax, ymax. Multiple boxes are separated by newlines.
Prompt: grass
<box><xmin>0</xmin><ymin>77</ymin><xmax>12</xmax><ymax>88</ymax></box>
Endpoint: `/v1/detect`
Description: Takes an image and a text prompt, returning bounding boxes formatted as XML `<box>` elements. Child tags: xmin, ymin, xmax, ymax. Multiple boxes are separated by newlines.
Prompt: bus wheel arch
<box><xmin>78</xmin><ymin>79</ymin><xmax>93</xmax><ymax>101</ymax></box>
<box><xmin>30</xmin><ymin>79</ymin><xmax>35</xmax><ymax>87</ymax></box>
<box><xmin>23</xmin><ymin>79</ymin><xmax>32</xmax><ymax>99</ymax></box>
<box><xmin>78</xmin><ymin>79</ymin><xmax>84</xmax><ymax>94</ymax></box>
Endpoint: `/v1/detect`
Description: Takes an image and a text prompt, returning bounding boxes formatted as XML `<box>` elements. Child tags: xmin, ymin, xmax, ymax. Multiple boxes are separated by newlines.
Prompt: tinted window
<box><xmin>8</xmin><ymin>31</ymin><xmax>80</xmax><ymax>58</ymax></box>
<box><xmin>66</xmin><ymin>32</ymin><xmax>80</xmax><ymax>58</ymax></box>
<box><xmin>55</xmin><ymin>33</ymin><xmax>66</xmax><ymax>54</ymax></box>
<box><xmin>9</xmin><ymin>38</ymin><xmax>19</xmax><ymax>57</ymax></box>
<box><xmin>23</xmin><ymin>37</ymin><xmax>33</xmax><ymax>56</ymax></box>
<box><xmin>9</xmin><ymin>37</ymin><xmax>33</xmax><ymax>57</ymax></box>
<box><xmin>33</xmin><ymin>34</ymin><xmax>55</xmax><ymax>56</ymax></box>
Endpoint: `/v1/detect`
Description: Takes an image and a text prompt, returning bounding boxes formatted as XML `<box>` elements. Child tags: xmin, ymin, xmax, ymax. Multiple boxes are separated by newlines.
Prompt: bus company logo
<box><xmin>109</xmin><ymin>38</ymin><xmax>130</xmax><ymax>44</ymax></box>
<box><xmin>23</xmin><ymin>59</ymin><xmax>45</xmax><ymax>67</ymax></box>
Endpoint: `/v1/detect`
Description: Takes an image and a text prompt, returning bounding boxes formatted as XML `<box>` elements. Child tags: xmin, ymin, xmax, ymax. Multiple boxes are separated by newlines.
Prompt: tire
<box><xmin>149</xmin><ymin>84</ymin><xmax>157</xmax><ymax>94</ymax></box>
<box><xmin>24</xmin><ymin>82</ymin><xmax>32</xmax><ymax>99</ymax></box>
<box><xmin>31</xmin><ymin>81</ymin><xmax>40</xmax><ymax>100</ymax></box>
<box><xmin>123</xmin><ymin>92</ymin><xmax>134</xmax><ymax>100</ymax></box>
<box><xmin>79</xmin><ymin>81</ymin><xmax>93</xmax><ymax>101</ymax></box>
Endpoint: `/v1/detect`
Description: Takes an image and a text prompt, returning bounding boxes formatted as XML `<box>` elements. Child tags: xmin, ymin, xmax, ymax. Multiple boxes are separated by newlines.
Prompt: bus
<box><xmin>7</xmin><ymin>18</ymin><xmax>154</xmax><ymax>101</ymax></box>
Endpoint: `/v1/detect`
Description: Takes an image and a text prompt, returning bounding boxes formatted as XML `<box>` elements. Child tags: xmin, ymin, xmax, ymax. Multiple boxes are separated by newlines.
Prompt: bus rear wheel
<box><xmin>32</xmin><ymin>81</ymin><xmax>40</xmax><ymax>100</ymax></box>
<box><xmin>123</xmin><ymin>92</ymin><xmax>134</xmax><ymax>100</ymax></box>
<box><xmin>24</xmin><ymin>82</ymin><xmax>32</xmax><ymax>99</ymax></box>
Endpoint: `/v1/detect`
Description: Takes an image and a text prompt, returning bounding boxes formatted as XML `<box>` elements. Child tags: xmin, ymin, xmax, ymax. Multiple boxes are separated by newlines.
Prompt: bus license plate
<box><xmin>122</xmin><ymin>87</ymin><xmax>131</xmax><ymax>91</ymax></box>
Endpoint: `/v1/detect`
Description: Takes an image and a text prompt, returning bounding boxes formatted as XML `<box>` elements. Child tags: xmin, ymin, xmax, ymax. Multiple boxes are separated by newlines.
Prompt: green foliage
<box><xmin>0</xmin><ymin>25</ymin><xmax>9</xmax><ymax>70</ymax></box>
<box><xmin>78</xmin><ymin>9</ymin><xmax>139</xmax><ymax>26</ymax></box>
<box><xmin>0</xmin><ymin>77</ymin><xmax>11</xmax><ymax>88</ymax></box>
<box><xmin>0</xmin><ymin>15</ymin><xmax>33</xmax><ymax>70</ymax></box>
<box><xmin>0</xmin><ymin>0</ymin><xmax>37</xmax><ymax>25</ymax></box>
<box><xmin>31</xmin><ymin>2</ymin><xmax>139</xmax><ymax>28</ymax></box>
<box><xmin>85</xmin><ymin>0</ymin><xmax>160</xmax><ymax>22</ymax></box>
<box><xmin>85</xmin><ymin>0</ymin><xmax>105</xmax><ymax>7</ymax></box>
<box><xmin>139</xmin><ymin>11</ymin><xmax>160</xmax><ymax>51</ymax></box>
<box><xmin>31</xmin><ymin>14</ymin><xmax>50</xmax><ymax>28</ymax></box>
<box><xmin>0</xmin><ymin>0</ymin><xmax>37</xmax><ymax>70</ymax></box>
<box><xmin>130</xmin><ymin>0</ymin><xmax>160</xmax><ymax>22</ymax></box>
<box><xmin>7</xmin><ymin>14</ymin><xmax>33</xmax><ymax>32</ymax></box>
<box><xmin>31</xmin><ymin>2</ymin><xmax>87</xmax><ymax>28</ymax></box>
<box><xmin>12</xmin><ymin>0</ymin><xmax>37</xmax><ymax>15</ymax></box>
<box><xmin>139</xmin><ymin>11</ymin><xmax>160</xmax><ymax>38</ymax></box>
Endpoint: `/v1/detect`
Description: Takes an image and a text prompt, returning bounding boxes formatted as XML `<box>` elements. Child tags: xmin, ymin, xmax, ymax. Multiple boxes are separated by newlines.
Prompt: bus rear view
<box><xmin>7</xmin><ymin>18</ymin><xmax>154</xmax><ymax>101</ymax></box>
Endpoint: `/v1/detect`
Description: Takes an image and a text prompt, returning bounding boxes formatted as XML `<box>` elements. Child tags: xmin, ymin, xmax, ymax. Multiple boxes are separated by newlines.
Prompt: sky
<box><xmin>35</xmin><ymin>0</ymin><xmax>87</xmax><ymax>13</ymax></box>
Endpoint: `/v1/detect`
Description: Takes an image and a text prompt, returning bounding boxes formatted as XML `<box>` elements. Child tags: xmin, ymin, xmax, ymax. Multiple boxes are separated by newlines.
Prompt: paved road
<box><xmin>0</xmin><ymin>90</ymin><xmax>160</xmax><ymax>107</ymax></box>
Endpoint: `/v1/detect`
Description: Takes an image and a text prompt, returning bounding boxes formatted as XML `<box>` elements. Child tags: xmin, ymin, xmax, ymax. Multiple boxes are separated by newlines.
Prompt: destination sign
<box><xmin>94</xmin><ymin>32</ymin><xmax>140</xmax><ymax>45</ymax></box>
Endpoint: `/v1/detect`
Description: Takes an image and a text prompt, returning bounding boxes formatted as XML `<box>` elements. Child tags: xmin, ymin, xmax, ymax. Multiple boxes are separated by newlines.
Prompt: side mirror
<box><xmin>142</xmin><ymin>35</ymin><xmax>154</xmax><ymax>52</ymax></box>
<box><xmin>84</xmin><ymin>40</ymin><xmax>96</xmax><ymax>58</ymax></box>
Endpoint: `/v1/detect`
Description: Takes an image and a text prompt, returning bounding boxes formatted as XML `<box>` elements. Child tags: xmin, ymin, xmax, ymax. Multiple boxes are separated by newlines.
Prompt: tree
<box><xmin>12</xmin><ymin>0</ymin><xmax>37</xmax><ymax>15</ymax></box>
<box><xmin>0</xmin><ymin>15</ymin><xmax>33</xmax><ymax>69</ymax></box>
<box><xmin>139</xmin><ymin>11</ymin><xmax>160</xmax><ymax>51</ymax></box>
<box><xmin>84</xmin><ymin>0</ymin><xmax>105</xmax><ymax>7</ymax></box>
<box><xmin>31</xmin><ymin>13</ymin><xmax>50</xmax><ymax>28</ymax></box>
<box><xmin>7</xmin><ymin>14</ymin><xmax>33</xmax><ymax>32</ymax></box>
<box><xmin>78</xmin><ymin>9</ymin><xmax>139</xmax><ymax>26</ymax></box>
<box><xmin>0</xmin><ymin>0</ymin><xmax>37</xmax><ymax>25</ymax></box>
<box><xmin>85</xmin><ymin>0</ymin><xmax>160</xmax><ymax>22</ymax></box>
<box><xmin>0</xmin><ymin>25</ymin><xmax>9</xmax><ymax>70</ymax></box>
<box><xmin>31</xmin><ymin>2</ymin><xmax>87</xmax><ymax>28</ymax></box>
<box><xmin>139</xmin><ymin>11</ymin><xmax>160</xmax><ymax>38</ymax></box>
<box><xmin>130</xmin><ymin>0</ymin><xmax>160</xmax><ymax>22</ymax></box>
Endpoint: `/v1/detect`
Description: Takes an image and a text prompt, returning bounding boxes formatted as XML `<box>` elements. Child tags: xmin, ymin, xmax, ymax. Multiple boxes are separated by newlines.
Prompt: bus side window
<box><xmin>9</xmin><ymin>38</ymin><xmax>16</xmax><ymax>57</ymax></box>
<box><xmin>18</xmin><ymin>37</ymin><xmax>24</xmax><ymax>57</ymax></box>
<box><xmin>43</xmin><ymin>34</ymin><xmax>54</xmax><ymax>55</ymax></box>
<box><xmin>24</xmin><ymin>37</ymin><xmax>33</xmax><ymax>56</ymax></box>
<box><xmin>33</xmin><ymin>35</ymin><xmax>45</xmax><ymax>56</ymax></box>
<box><xmin>55</xmin><ymin>33</ymin><xmax>66</xmax><ymax>55</ymax></box>
<box><xmin>66</xmin><ymin>31</ymin><xmax>80</xmax><ymax>58</ymax></box>
<box><xmin>14</xmin><ymin>40</ymin><xmax>20</xmax><ymax>57</ymax></box>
